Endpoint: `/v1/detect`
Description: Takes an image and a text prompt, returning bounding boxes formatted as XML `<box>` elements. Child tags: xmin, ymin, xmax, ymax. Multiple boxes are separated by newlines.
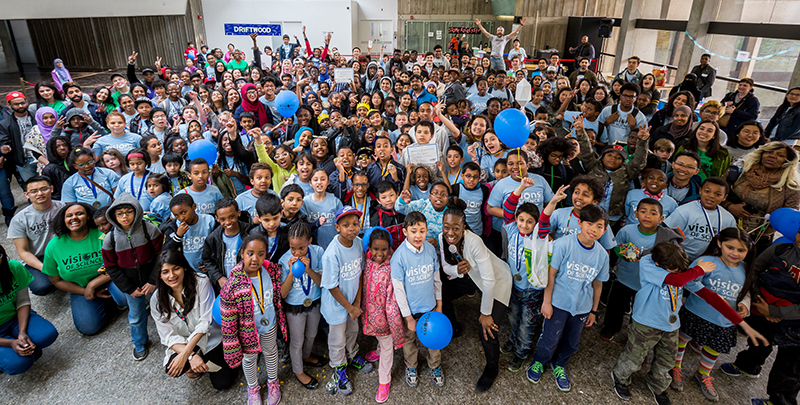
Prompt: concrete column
<box><xmin>0</xmin><ymin>21</ymin><xmax>19</xmax><ymax>74</ymax></box>
<box><xmin>675</xmin><ymin>0</ymin><xmax>709</xmax><ymax>80</ymax></box>
<box><xmin>188</xmin><ymin>0</ymin><xmax>207</xmax><ymax>47</ymax></box>
<box><xmin>612</xmin><ymin>0</ymin><xmax>643</xmax><ymax>75</ymax></box>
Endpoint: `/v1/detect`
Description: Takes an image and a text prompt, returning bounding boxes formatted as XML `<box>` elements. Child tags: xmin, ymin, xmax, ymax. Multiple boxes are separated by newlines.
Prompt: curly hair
<box><xmin>741</xmin><ymin>141</ymin><xmax>800</xmax><ymax>191</ymax></box>
<box><xmin>536</xmin><ymin>136</ymin><xmax>576</xmax><ymax>162</ymax></box>
<box><xmin>569</xmin><ymin>175</ymin><xmax>606</xmax><ymax>202</ymax></box>
<box><xmin>51</xmin><ymin>202</ymin><xmax>98</xmax><ymax>236</ymax></box>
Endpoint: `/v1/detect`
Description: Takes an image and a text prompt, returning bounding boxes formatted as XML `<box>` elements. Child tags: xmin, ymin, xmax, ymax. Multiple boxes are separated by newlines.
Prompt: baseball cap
<box><xmin>204</xmin><ymin>77</ymin><xmax>216</xmax><ymax>84</ymax></box>
<box><xmin>335</xmin><ymin>206</ymin><xmax>362</xmax><ymax>223</ymax></box>
<box><xmin>5</xmin><ymin>91</ymin><xmax>25</xmax><ymax>102</ymax></box>
<box><xmin>546</xmin><ymin>66</ymin><xmax>557</xmax><ymax>73</ymax></box>
<box><xmin>141</xmin><ymin>68</ymin><xmax>155</xmax><ymax>74</ymax></box>
<box><xmin>283</xmin><ymin>34</ymin><xmax>290</xmax><ymax>39</ymax></box>
<box><xmin>602</xmin><ymin>144</ymin><xmax>628</xmax><ymax>161</ymax></box>
<box><xmin>110</xmin><ymin>72</ymin><xmax>125</xmax><ymax>81</ymax></box>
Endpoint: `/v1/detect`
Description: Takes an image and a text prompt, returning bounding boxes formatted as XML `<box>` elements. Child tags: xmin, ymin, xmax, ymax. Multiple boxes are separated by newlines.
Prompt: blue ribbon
<box><xmin>684</xmin><ymin>31</ymin><xmax>800</xmax><ymax>62</ymax></box>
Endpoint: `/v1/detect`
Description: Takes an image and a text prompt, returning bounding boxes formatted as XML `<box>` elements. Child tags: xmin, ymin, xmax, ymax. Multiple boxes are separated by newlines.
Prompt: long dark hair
<box><xmin>51</xmin><ymin>202</ymin><xmax>98</xmax><ymax>236</ymax></box>
<box><xmin>685</xmin><ymin>119</ymin><xmax>724</xmax><ymax>159</ymax></box>
<box><xmin>698</xmin><ymin>227</ymin><xmax>756</xmax><ymax>303</ymax></box>
<box><xmin>663</xmin><ymin>90</ymin><xmax>697</xmax><ymax>118</ymax></box>
<box><xmin>34</xmin><ymin>81</ymin><xmax>66</xmax><ymax>106</ymax></box>
<box><xmin>0</xmin><ymin>245</ymin><xmax>12</xmax><ymax>296</ymax></box>
<box><xmin>155</xmin><ymin>250</ymin><xmax>198</xmax><ymax>322</ymax></box>
<box><xmin>772</xmin><ymin>87</ymin><xmax>800</xmax><ymax>122</ymax></box>
<box><xmin>441</xmin><ymin>198</ymin><xmax>468</xmax><ymax>266</ymax></box>
<box><xmin>726</xmin><ymin>120</ymin><xmax>767</xmax><ymax>150</ymax></box>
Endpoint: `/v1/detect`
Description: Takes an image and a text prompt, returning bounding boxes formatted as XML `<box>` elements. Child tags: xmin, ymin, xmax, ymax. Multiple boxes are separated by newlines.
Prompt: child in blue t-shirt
<box><xmin>300</xmin><ymin>168</ymin><xmax>343</xmax><ymax>249</ymax></box>
<box><xmin>500</xmin><ymin>176</ymin><xmax>550</xmax><ymax>372</ymax></box>
<box><xmin>278</xmin><ymin>221</ymin><xmax>325</xmax><ymax>391</ymax></box>
<box><xmin>547</xmin><ymin>175</ymin><xmax>616</xmax><ymax>249</ymax></box>
<box><xmin>164</xmin><ymin>194</ymin><xmax>216</xmax><ymax>273</ymax></box>
<box><xmin>673</xmin><ymin>228</ymin><xmax>755</xmax><ymax>400</ymax></box>
<box><xmin>321</xmin><ymin>206</ymin><xmax>372</xmax><ymax>396</ymax></box>
<box><xmin>624</xmin><ymin>168</ymin><xmax>678</xmax><ymax>225</ymax></box>
<box><xmin>145</xmin><ymin>173</ymin><xmax>172</xmax><ymax>223</ymax></box>
<box><xmin>526</xmin><ymin>204</ymin><xmax>609</xmax><ymax>392</ymax></box>
<box><xmin>115</xmin><ymin>148</ymin><xmax>154</xmax><ymax>211</ymax></box>
<box><xmin>610</xmin><ymin>241</ymin><xmax>766</xmax><ymax>404</ymax></box>
<box><xmin>391</xmin><ymin>211</ymin><xmax>444</xmax><ymax>388</ymax></box>
<box><xmin>177</xmin><ymin>158</ymin><xmax>224</xmax><ymax>215</ymax></box>
<box><xmin>236</xmin><ymin>162</ymin><xmax>276</xmax><ymax>223</ymax></box>
<box><xmin>403</xmin><ymin>165</ymin><xmax>431</xmax><ymax>202</ymax></box>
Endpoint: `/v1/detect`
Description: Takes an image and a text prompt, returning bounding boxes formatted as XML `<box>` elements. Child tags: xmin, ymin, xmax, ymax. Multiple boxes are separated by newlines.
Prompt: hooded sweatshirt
<box><xmin>41</xmin><ymin>135</ymin><xmax>75</xmax><ymax>201</ymax></box>
<box><xmin>101</xmin><ymin>193</ymin><xmax>163</xmax><ymax>294</ymax></box>
<box><xmin>361</xmin><ymin>61</ymin><xmax>379</xmax><ymax>95</ymax></box>
<box><xmin>50</xmin><ymin>108</ymin><xmax>108</xmax><ymax>146</ymax></box>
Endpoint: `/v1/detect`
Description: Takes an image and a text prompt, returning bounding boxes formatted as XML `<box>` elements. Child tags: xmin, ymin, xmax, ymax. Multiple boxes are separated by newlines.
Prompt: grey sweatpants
<box><xmin>328</xmin><ymin>317</ymin><xmax>359</xmax><ymax>368</ymax></box>
<box><xmin>285</xmin><ymin>307</ymin><xmax>322</xmax><ymax>374</ymax></box>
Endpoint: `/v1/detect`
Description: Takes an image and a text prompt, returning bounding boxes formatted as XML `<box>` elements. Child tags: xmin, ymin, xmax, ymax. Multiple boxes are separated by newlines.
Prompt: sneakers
<box><xmin>669</xmin><ymin>367</ymin><xmax>683</xmax><ymax>391</ymax></box>
<box><xmin>267</xmin><ymin>380</ymin><xmax>281</xmax><ymax>405</ymax></box>
<box><xmin>526</xmin><ymin>361</ymin><xmax>544</xmax><ymax>384</ymax></box>
<box><xmin>475</xmin><ymin>366</ymin><xmax>499</xmax><ymax>392</ymax></box>
<box><xmin>612</xmin><ymin>371</ymin><xmax>631</xmax><ymax>401</ymax></box>
<box><xmin>247</xmin><ymin>385</ymin><xmax>261</xmax><ymax>405</ymax></box>
<box><xmin>430</xmin><ymin>366</ymin><xmax>445</xmax><ymax>387</ymax></box>
<box><xmin>350</xmin><ymin>354</ymin><xmax>374</xmax><ymax>373</ymax></box>
<box><xmin>694</xmin><ymin>372</ymin><xmax>719</xmax><ymax>402</ymax></box>
<box><xmin>376</xmin><ymin>381</ymin><xmax>390</xmax><ymax>403</ymax></box>
<box><xmin>647</xmin><ymin>381</ymin><xmax>672</xmax><ymax>405</ymax></box>
<box><xmin>405</xmin><ymin>367</ymin><xmax>418</xmax><ymax>387</ymax></box>
<box><xmin>507</xmin><ymin>355</ymin><xmax>525</xmax><ymax>372</ymax></box>
<box><xmin>500</xmin><ymin>340</ymin><xmax>514</xmax><ymax>354</ymax></box>
<box><xmin>552</xmin><ymin>366</ymin><xmax>571</xmax><ymax>392</ymax></box>
<box><xmin>720</xmin><ymin>362</ymin><xmax>760</xmax><ymax>378</ymax></box>
<box><xmin>599</xmin><ymin>328</ymin><xmax>615</xmax><ymax>342</ymax></box>
<box><xmin>133</xmin><ymin>346</ymin><xmax>149</xmax><ymax>361</ymax></box>
<box><xmin>365</xmin><ymin>350</ymin><xmax>380</xmax><ymax>362</ymax></box>
<box><xmin>751</xmin><ymin>399</ymin><xmax>774</xmax><ymax>405</ymax></box>
<box><xmin>332</xmin><ymin>364</ymin><xmax>352</xmax><ymax>396</ymax></box>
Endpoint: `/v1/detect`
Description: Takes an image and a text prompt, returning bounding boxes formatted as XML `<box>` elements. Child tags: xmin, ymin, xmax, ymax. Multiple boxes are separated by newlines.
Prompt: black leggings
<box><xmin>165</xmin><ymin>344</ymin><xmax>238</xmax><ymax>390</ymax></box>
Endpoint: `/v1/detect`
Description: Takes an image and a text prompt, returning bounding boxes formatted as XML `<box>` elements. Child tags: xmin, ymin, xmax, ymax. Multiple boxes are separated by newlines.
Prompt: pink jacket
<box><xmin>361</xmin><ymin>251</ymin><xmax>405</xmax><ymax>348</ymax></box>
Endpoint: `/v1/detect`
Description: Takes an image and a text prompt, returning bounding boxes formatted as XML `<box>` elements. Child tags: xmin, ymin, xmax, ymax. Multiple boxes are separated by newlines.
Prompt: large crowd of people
<box><xmin>1</xmin><ymin>18</ymin><xmax>800</xmax><ymax>405</ymax></box>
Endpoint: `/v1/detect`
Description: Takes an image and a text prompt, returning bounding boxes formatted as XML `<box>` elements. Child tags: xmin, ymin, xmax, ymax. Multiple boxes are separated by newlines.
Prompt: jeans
<box><xmin>125</xmin><ymin>293</ymin><xmax>150</xmax><ymax>351</ymax></box>
<box><xmin>532</xmin><ymin>306</ymin><xmax>588</xmax><ymax>368</ymax></box>
<box><xmin>507</xmin><ymin>288</ymin><xmax>544</xmax><ymax>359</ymax></box>
<box><xmin>0</xmin><ymin>167</ymin><xmax>14</xmax><ymax>210</ymax></box>
<box><xmin>0</xmin><ymin>311</ymin><xmax>59</xmax><ymax>375</ymax></box>
<box><xmin>25</xmin><ymin>264</ymin><xmax>56</xmax><ymax>296</ymax></box>
<box><xmin>490</xmin><ymin>56</ymin><xmax>506</xmax><ymax>72</ymax></box>
<box><xmin>69</xmin><ymin>282</ymin><xmax>127</xmax><ymax>335</ymax></box>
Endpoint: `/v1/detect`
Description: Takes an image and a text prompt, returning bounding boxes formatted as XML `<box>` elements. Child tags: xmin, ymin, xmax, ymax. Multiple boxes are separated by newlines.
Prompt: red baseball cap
<box><xmin>5</xmin><ymin>91</ymin><xmax>25</xmax><ymax>102</ymax></box>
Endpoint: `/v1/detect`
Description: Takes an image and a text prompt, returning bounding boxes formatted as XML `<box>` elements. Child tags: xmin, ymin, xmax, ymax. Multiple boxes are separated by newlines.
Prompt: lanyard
<box><xmin>267</xmin><ymin>235</ymin><xmax>279</xmax><ymax>257</ymax></box>
<box><xmin>449</xmin><ymin>167</ymin><xmax>461</xmax><ymax>184</ymax></box>
<box><xmin>80</xmin><ymin>172</ymin><xmax>98</xmax><ymax>199</ymax></box>
<box><xmin>380</xmin><ymin>162</ymin><xmax>390</xmax><ymax>178</ymax></box>
<box><xmin>515</xmin><ymin>232</ymin><xmax>524</xmax><ymax>273</ymax></box>
<box><xmin>131</xmin><ymin>171</ymin><xmax>149</xmax><ymax>200</ymax></box>
<box><xmin>300</xmin><ymin>254</ymin><xmax>313</xmax><ymax>296</ymax></box>
<box><xmin>643</xmin><ymin>189</ymin><xmax>663</xmax><ymax>200</ymax></box>
<box><xmin>699</xmin><ymin>201</ymin><xmax>720</xmax><ymax>238</ymax></box>
<box><xmin>173</xmin><ymin>306</ymin><xmax>188</xmax><ymax>324</ymax></box>
<box><xmin>355</xmin><ymin>196</ymin><xmax>368</xmax><ymax>229</ymax></box>
<box><xmin>251</xmin><ymin>269</ymin><xmax>266</xmax><ymax>315</ymax></box>
<box><xmin>564</xmin><ymin>208</ymin><xmax>576</xmax><ymax>236</ymax></box>
<box><xmin>667</xmin><ymin>285</ymin><xmax>678</xmax><ymax>312</ymax></box>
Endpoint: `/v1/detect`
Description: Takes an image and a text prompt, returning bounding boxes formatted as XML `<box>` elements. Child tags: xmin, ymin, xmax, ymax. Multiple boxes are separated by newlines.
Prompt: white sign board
<box><xmin>406</xmin><ymin>144</ymin><xmax>439</xmax><ymax>165</ymax></box>
<box><xmin>334</xmin><ymin>68</ymin><xmax>354</xmax><ymax>83</ymax></box>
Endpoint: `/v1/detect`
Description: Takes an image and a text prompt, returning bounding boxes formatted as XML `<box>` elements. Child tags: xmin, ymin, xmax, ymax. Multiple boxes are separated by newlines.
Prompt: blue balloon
<box><xmin>769</xmin><ymin>208</ymin><xmax>800</xmax><ymax>241</ymax></box>
<box><xmin>494</xmin><ymin>108</ymin><xmax>530</xmax><ymax>149</ymax></box>
<box><xmin>416</xmin><ymin>311</ymin><xmax>453</xmax><ymax>350</ymax></box>
<box><xmin>187</xmin><ymin>139</ymin><xmax>217</xmax><ymax>166</ymax></box>
<box><xmin>773</xmin><ymin>236</ymin><xmax>794</xmax><ymax>245</ymax></box>
<box><xmin>291</xmin><ymin>259</ymin><xmax>306</xmax><ymax>278</ymax></box>
<box><xmin>212</xmin><ymin>295</ymin><xmax>222</xmax><ymax>325</ymax></box>
<box><xmin>276</xmin><ymin>91</ymin><xmax>299</xmax><ymax>118</ymax></box>
<box><xmin>362</xmin><ymin>226</ymin><xmax>392</xmax><ymax>252</ymax></box>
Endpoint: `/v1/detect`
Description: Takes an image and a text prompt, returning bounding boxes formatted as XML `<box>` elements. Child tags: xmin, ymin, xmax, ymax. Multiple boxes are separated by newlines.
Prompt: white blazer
<box><xmin>439</xmin><ymin>230</ymin><xmax>512</xmax><ymax>315</ymax></box>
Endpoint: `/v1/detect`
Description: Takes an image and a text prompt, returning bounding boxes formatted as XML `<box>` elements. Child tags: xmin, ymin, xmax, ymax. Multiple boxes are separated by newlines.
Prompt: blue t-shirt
<box><xmin>467</xmin><ymin>93</ymin><xmax>492</xmax><ymax>115</ymax></box>
<box><xmin>251</xmin><ymin>268</ymin><xmax>277</xmax><ymax>334</ymax></box>
<box><xmin>235</xmin><ymin>189</ymin><xmax>278</xmax><ymax>222</ymax></box>
<box><xmin>503</xmin><ymin>222</ymin><xmax>539</xmax><ymax>291</ymax></box>
<box><xmin>632</xmin><ymin>256</ymin><xmax>684</xmax><ymax>332</ymax></box>
<box><xmin>391</xmin><ymin>241</ymin><xmax>439</xmax><ymax>316</ymax></box>
<box><xmin>684</xmin><ymin>256</ymin><xmax>744</xmax><ymax>328</ymax></box>
<box><xmin>624</xmin><ymin>189</ymin><xmax>678</xmax><ymax>225</ymax></box>
<box><xmin>224</xmin><ymin>156</ymin><xmax>248</xmax><ymax>195</ymax></box>
<box><xmin>291</xmin><ymin>177</ymin><xmax>314</xmax><ymax>197</ymax></box>
<box><xmin>454</xmin><ymin>135</ymin><xmax>473</xmax><ymax>164</ymax></box>
<box><xmin>178</xmin><ymin>185</ymin><xmax>224</xmax><ymax>215</ymax></box>
<box><xmin>447</xmin><ymin>167</ymin><xmax>465</xmax><ymax>186</ymax></box>
<box><xmin>320</xmin><ymin>236</ymin><xmax>364</xmax><ymax>325</ymax></box>
<box><xmin>279</xmin><ymin>245</ymin><xmax>324</xmax><ymax>306</ymax></box>
<box><xmin>562</xmin><ymin>111</ymin><xmax>600</xmax><ymax>136</ymax></box>
<box><xmin>488</xmin><ymin>174</ymin><xmax>554</xmax><ymax>231</ymax></box>
<box><xmin>92</xmin><ymin>132</ymin><xmax>143</xmax><ymax>156</ymax></box>
<box><xmin>179</xmin><ymin>214</ymin><xmax>216</xmax><ymax>273</ymax></box>
<box><xmin>61</xmin><ymin>168</ymin><xmax>120</xmax><ymax>207</ymax></box>
<box><xmin>115</xmin><ymin>172</ymin><xmax>154</xmax><ymax>211</ymax></box>
<box><xmin>664</xmin><ymin>201</ymin><xmax>736</xmax><ymax>261</ymax></box>
<box><xmin>457</xmin><ymin>184</ymin><xmax>484</xmax><ymax>233</ymax></box>
<box><xmin>597</xmin><ymin>106</ymin><xmax>648</xmax><ymax>145</ymax></box>
<box><xmin>301</xmin><ymin>193</ymin><xmax>343</xmax><ymax>249</ymax></box>
<box><xmin>149</xmin><ymin>192</ymin><xmax>172</xmax><ymax>222</ymax></box>
<box><xmin>549</xmin><ymin>207</ymin><xmax>616</xmax><ymax>249</ymax></box>
<box><xmin>614</xmin><ymin>224</ymin><xmax>658</xmax><ymax>290</ymax></box>
<box><xmin>410</xmin><ymin>185</ymin><xmax>429</xmax><ymax>202</ymax></box>
<box><xmin>549</xmin><ymin>233</ymin><xmax>609</xmax><ymax>315</ymax></box>
<box><xmin>221</xmin><ymin>232</ymin><xmax>242</xmax><ymax>277</ymax></box>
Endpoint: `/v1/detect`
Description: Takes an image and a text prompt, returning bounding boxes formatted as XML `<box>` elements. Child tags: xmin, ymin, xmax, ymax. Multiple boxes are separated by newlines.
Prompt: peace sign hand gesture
<box><xmin>128</xmin><ymin>51</ymin><xmax>138</xmax><ymax>65</ymax></box>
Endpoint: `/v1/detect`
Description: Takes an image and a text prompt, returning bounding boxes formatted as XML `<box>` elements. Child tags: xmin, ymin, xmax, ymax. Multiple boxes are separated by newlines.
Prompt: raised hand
<box><xmin>128</xmin><ymin>51</ymin><xmax>138</xmax><ymax>65</ymax></box>
<box><xmin>637</xmin><ymin>124</ymin><xmax>651</xmax><ymax>140</ymax></box>
<box><xmin>474</xmin><ymin>18</ymin><xmax>482</xmax><ymax>25</ymax></box>
<box><xmin>552</xmin><ymin>184</ymin><xmax>569</xmax><ymax>203</ymax></box>
<box><xmin>573</xmin><ymin>114</ymin><xmax>585</xmax><ymax>132</ymax></box>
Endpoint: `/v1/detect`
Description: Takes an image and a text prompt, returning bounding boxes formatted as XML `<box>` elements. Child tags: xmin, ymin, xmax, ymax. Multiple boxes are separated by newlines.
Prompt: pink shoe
<box><xmin>376</xmin><ymin>381</ymin><xmax>390</xmax><ymax>403</ymax></box>
<box><xmin>267</xmin><ymin>380</ymin><xmax>281</xmax><ymax>405</ymax></box>
<box><xmin>247</xmin><ymin>385</ymin><xmax>261</xmax><ymax>405</ymax></box>
<box><xmin>365</xmin><ymin>350</ymin><xmax>380</xmax><ymax>362</ymax></box>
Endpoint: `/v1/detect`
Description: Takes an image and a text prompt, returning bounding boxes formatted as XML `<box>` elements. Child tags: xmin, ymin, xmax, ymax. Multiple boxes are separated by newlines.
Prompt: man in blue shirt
<box><xmin>409</xmin><ymin>75</ymin><xmax>437</xmax><ymax>105</ymax></box>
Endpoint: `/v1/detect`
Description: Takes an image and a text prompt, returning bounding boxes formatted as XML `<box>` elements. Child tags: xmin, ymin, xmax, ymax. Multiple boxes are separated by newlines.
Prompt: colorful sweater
<box><xmin>220</xmin><ymin>260</ymin><xmax>288</xmax><ymax>368</ymax></box>
<box><xmin>361</xmin><ymin>251</ymin><xmax>406</xmax><ymax>348</ymax></box>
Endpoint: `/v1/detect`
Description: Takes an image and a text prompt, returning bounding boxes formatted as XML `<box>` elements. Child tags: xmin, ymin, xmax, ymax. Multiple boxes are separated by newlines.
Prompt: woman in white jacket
<box><xmin>150</xmin><ymin>250</ymin><xmax>237</xmax><ymax>390</ymax></box>
<box><xmin>438</xmin><ymin>199</ymin><xmax>512</xmax><ymax>392</ymax></box>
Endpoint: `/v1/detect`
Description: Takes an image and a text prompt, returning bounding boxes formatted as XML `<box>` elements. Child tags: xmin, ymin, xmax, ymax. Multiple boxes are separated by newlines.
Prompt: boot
<box><xmin>3</xmin><ymin>207</ymin><xmax>17</xmax><ymax>227</ymax></box>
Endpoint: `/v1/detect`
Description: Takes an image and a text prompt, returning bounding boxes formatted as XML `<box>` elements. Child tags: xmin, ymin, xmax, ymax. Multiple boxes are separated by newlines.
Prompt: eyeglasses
<box><xmin>9</xmin><ymin>101</ymin><xmax>27</xmax><ymax>107</ymax></box>
<box><xmin>620</xmin><ymin>94</ymin><xmax>636</xmax><ymax>99</ymax></box>
<box><xmin>353</xmin><ymin>183</ymin><xmax>369</xmax><ymax>188</ymax></box>
<box><xmin>76</xmin><ymin>160</ymin><xmax>96</xmax><ymax>168</ymax></box>
<box><xmin>115</xmin><ymin>209</ymin><xmax>136</xmax><ymax>217</ymax></box>
<box><xmin>702</xmin><ymin>111</ymin><xmax>720</xmax><ymax>116</ymax></box>
<box><xmin>430</xmin><ymin>191</ymin><xmax>449</xmax><ymax>197</ymax></box>
<box><xmin>275</xmin><ymin>152</ymin><xmax>290</xmax><ymax>160</ymax></box>
<box><xmin>673</xmin><ymin>161</ymin><xmax>698</xmax><ymax>171</ymax></box>
<box><xmin>463</xmin><ymin>174</ymin><xmax>480</xmax><ymax>180</ymax></box>
<box><xmin>26</xmin><ymin>186</ymin><xmax>51</xmax><ymax>195</ymax></box>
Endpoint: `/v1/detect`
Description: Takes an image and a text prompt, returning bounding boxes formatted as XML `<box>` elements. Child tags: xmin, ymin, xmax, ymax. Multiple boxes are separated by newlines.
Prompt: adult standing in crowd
<box><xmin>474</xmin><ymin>18</ymin><xmax>527</xmax><ymax>72</ymax></box>
<box><xmin>0</xmin><ymin>92</ymin><xmax>35</xmax><ymax>224</ymax></box>
<box><xmin>8</xmin><ymin>176</ymin><xmax>64</xmax><ymax>296</ymax></box>
<box><xmin>568</xmin><ymin>36</ymin><xmax>595</xmax><ymax>70</ymax></box>
<box><xmin>765</xmin><ymin>87</ymin><xmax>800</xmax><ymax>141</ymax></box>
<box><xmin>613</xmin><ymin>56</ymin><xmax>643</xmax><ymax>84</ymax></box>
<box><xmin>719</xmin><ymin>78</ymin><xmax>760</xmax><ymax>135</ymax></box>
<box><xmin>691</xmin><ymin>53</ymin><xmax>716</xmax><ymax>100</ymax></box>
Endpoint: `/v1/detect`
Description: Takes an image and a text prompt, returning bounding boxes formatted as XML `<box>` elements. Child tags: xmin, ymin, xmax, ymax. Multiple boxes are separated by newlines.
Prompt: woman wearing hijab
<box><xmin>234</xmin><ymin>83</ymin><xmax>271</xmax><ymax>129</ymax></box>
<box><xmin>51</xmin><ymin>59</ymin><xmax>73</xmax><ymax>93</ymax></box>
<box><xmin>214</xmin><ymin>61</ymin><xmax>227</xmax><ymax>84</ymax></box>
<box><xmin>24</xmin><ymin>107</ymin><xmax>56</xmax><ymax>175</ymax></box>
<box><xmin>669</xmin><ymin>73</ymin><xmax>702</xmax><ymax>109</ymax></box>
<box><xmin>651</xmin><ymin>105</ymin><xmax>695</xmax><ymax>150</ymax></box>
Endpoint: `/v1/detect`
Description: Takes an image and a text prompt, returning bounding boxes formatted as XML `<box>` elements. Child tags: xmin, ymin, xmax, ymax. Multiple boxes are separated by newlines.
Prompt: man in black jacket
<box><xmin>690</xmin><ymin>53</ymin><xmax>716</xmax><ymax>100</ymax></box>
<box><xmin>126</xmin><ymin>51</ymin><xmax>157</xmax><ymax>99</ymax></box>
<box><xmin>0</xmin><ymin>92</ymin><xmax>34</xmax><ymax>223</ymax></box>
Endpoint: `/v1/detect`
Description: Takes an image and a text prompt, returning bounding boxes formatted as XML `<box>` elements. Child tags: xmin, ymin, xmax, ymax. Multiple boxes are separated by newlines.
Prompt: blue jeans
<box><xmin>25</xmin><ymin>264</ymin><xmax>56</xmax><ymax>296</ymax></box>
<box><xmin>0</xmin><ymin>167</ymin><xmax>15</xmax><ymax>210</ymax></box>
<box><xmin>490</xmin><ymin>56</ymin><xmax>506</xmax><ymax>72</ymax></box>
<box><xmin>532</xmin><ymin>306</ymin><xmax>589</xmax><ymax>368</ymax></box>
<box><xmin>69</xmin><ymin>282</ymin><xmax>127</xmax><ymax>335</ymax></box>
<box><xmin>124</xmin><ymin>293</ymin><xmax>150</xmax><ymax>351</ymax></box>
<box><xmin>507</xmin><ymin>288</ymin><xmax>544</xmax><ymax>359</ymax></box>
<box><xmin>0</xmin><ymin>311</ymin><xmax>58</xmax><ymax>375</ymax></box>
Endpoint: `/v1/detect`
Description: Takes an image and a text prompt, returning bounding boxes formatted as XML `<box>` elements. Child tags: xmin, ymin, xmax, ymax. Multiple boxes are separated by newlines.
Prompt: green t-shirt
<box><xmin>0</xmin><ymin>261</ymin><xmax>34</xmax><ymax>325</ymax></box>
<box><xmin>697</xmin><ymin>150</ymin><xmax>712</xmax><ymax>181</ymax></box>
<box><xmin>227</xmin><ymin>59</ymin><xmax>248</xmax><ymax>73</ymax></box>
<box><xmin>41</xmin><ymin>228</ymin><xmax>104</xmax><ymax>288</ymax></box>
